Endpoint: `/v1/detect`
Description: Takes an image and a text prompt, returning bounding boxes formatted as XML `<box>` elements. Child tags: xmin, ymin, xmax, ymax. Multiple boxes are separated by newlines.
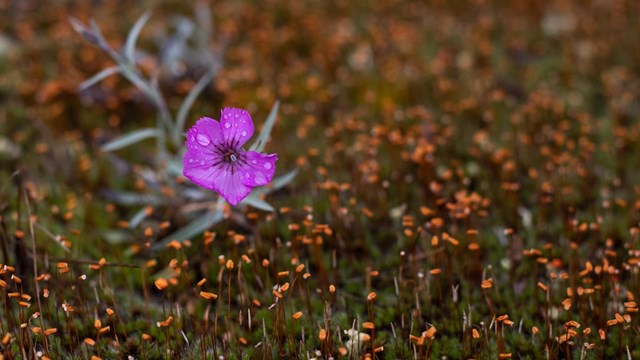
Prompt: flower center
<box><xmin>225</xmin><ymin>151</ymin><xmax>238</xmax><ymax>163</ymax></box>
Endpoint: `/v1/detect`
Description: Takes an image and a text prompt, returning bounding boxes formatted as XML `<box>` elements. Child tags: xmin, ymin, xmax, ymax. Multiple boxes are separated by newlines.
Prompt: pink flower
<box><xmin>183</xmin><ymin>108</ymin><xmax>278</xmax><ymax>206</ymax></box>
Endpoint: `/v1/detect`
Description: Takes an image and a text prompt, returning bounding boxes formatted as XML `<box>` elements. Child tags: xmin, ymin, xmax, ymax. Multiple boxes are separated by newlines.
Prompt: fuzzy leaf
<box><xmin>174</xmin><ymin>64</ymin><xmax>221</xmax><ymax>145</ymax></box>
<box><xmin>78</xmin><ymin>66</ymin><xmax>121</xmax><ymax>91</ymax></box>
<box><xmin>254</xmin><ymin>168</ymin><xmax>297</xmax><ymax>196</ymax></box>
<box><xmin>69</xmin><ymin>17</ymin><xmax>100</xmax><ymax>46</ymax></box>
<box><xmin>89</xmin><ymin>19</ymin><xmax>113</xmax><ymax>52</ymax></box>
<box><xmin>240</xmin><ymin>194</ymin><xmax>274</xmax><ymax>212</ymax></box>
<box><xmin>194</xmin><ymin>2</ymin><xmax>212</xmax><ymax>49</ymax></box>
<box><xmin>125</xmin><ymin>11</ymin><xmax>151</xmax><ymax>63</ymax></box>
<box><xmin>129</xmin><ymin>207</ymin><xmax>151</xmax><ymax>228</ymax></box>
<box><xmin>99</xmin><ymin>229</ymin><xmax>131</xmax><ymax>245</ymax></box>
<box><xmin>165</xmin><ymin>157</ymin><xmax>184</xmax><ymax>177</ymax></box>
<box><xmin>101</xmin><ymin>128</ymin><xmax>161</xmax><ymax>152</ymax></box>
<box><xmin>99</xmin><ymin>190</ymin><xmax>164</xmax><ymax>206</ymax></box>
<box><xmin>153</xmin><ymin>203</ymin><xmax>224</xmax><ymax>251</ymax></box>
<box><xmin>249</xmin><ymin>101</ymin><xmax>280</xmax><ymax>152</ymax></box>
<box><xmin>118</xmin><ymin>65</ymin><xmax>157</xmax><ymax>103</ymax></box>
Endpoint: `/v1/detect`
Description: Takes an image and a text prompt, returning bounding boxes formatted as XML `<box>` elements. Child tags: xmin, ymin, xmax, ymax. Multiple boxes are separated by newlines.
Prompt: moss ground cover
<box><xmin>1</xmin><ymin>0</ymin><xmax>640</xmax><ymax>358</ymax></box>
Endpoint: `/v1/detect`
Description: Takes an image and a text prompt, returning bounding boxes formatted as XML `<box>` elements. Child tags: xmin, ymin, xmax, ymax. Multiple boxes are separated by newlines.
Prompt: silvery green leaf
<box><xmin>165</xmin><ymin>158</ymin><xmax>184</xmax><ymax>177</ymax></box>
<box><xmin>117</xmin><ymin>65</ymin><xmax>173</xmax><ymax>132</ymax></box>
<box><xmin>254</xmin><ymin>168</ymin><xmax>297</xmax><ymax>196</ymax></box>
<box><xmin>69</xmin><ymin>17</ymin><xmax>88</xmax><ymax>34</ymax></box>
<box><xmin>125</xmin><ymin>11</ymin><xmax>151</xmax><ymax>64</ymax></box>
<box><xmin>249</xmin><ymin>101</ymin><xmax>280</xmax><ymax>152</ymax></box>
<box><xmin>69</xmin><ymin>17</ymin><xmax>100</xmax><ymax>46</ymax></box>
<box><xmin>90</xmin><ymin>19</ymin><xmax>114</xmax><ymax>53</ymax></box>
<box><xmin>99</xmin><ymin>229</ymin><xmax>131</xmax><ymax>245</ymax></box>
<box><xmin>100</xmin><ymin>190</ymin><xmax>164</xmax><ymax>206</ymax></box>
<box><xmin>174</xmin><ymin>63</ymin><xmax>221</xmax><ymax>145</ymax></box>
<box><xmin>136</xmin><ymin>166</ymin><xmax>163</xmax><ymax>188</ymax></box>
<box><xmin>78</xmin><ymin>66</ymin><xmax>121</xmax><ymax>91</ymax></box>
<box><xmin>101</xmin><ymin>128</ymin><xmax>161</xmax><ymax>152</ymax></box>
<box><xmin>181</xmin><ymin>188</ymin><xmax>209</xmax><ymax>201</ymax></box>
<box><xmin>129</xmin><ymin>207</ymin><xmax>150</xmax><ymax>228</ymax></box>
<box><xmin>153</xmin><ymin>205</ymin><xmax>224</xmax><ymax>251</ymax></box>
<box><xmin>240</xmin><ymin>194</ymin><xmax>274</xmax><ymax>212</ymax></box>
<box><xmin>194</xmin><ymin>2</ymin><xmax>212</xmax><ymax>49</ymax></box>
<box><xmin>269</xmin><ymin>168</ymin><xmax>297</xmax><ymax>191</ymax></box>
<box><xmin>157</xmin><ymin>17</ymin><xmax>192</xmax><ymax>71</ymax></box>
<box><xmin>118</xmin><ymin>65</ymin><xmax>156</xmax><ymax>103</ymax></box>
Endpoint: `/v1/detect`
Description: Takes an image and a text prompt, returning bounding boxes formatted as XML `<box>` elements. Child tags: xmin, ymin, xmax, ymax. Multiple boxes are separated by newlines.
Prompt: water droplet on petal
<box><xmin>251</xmin><ymin>160</ymin><xmax>257</xmax><ymax>164</ymax></box>
<box><xmin>189</xmin><ymin>159</ymin><xmax>193</xmax><ymax>163</ymax></box>
<box><xmin>235</xmin><ymin>114</ymin><xmax>239</xmax><ymax>118</ymax></box>
<box><xmin>241</xmin><ymin>131</ymin><xmax>247</xmax><ymax>137</ymax></box>
<box><xmin>245</xmin><ymin>172</ymin><xmax>251</xmax><ymax>178</ymax></box>
<box><xmin>225</xmin><ymin>122</ymin><xmax>231</xmax><ymax>128</ymax></box>
<box><xmin>189</xmin><ymin>135</ymin><xmax>195</xmax><ymax>142</ymax></box>
<box><xmin>200</xmin><ymin>160</ymin><xmax>205</xmax><ymax>165</ymax></box>
<box><xmin>196</xmin><ymin>133</ymin><xmax>211</xmax><ymax>146</ymax></box>
<box><xmin>264</xmin><ymin>162</ymin><xmax>272</xmax><ymax>170</ymax></box>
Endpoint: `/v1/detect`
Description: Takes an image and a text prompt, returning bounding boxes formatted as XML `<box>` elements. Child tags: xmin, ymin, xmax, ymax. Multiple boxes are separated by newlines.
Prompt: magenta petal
<box><xmin>183</xmin><ymin>149</ymin><xmax>223</xmax><ymax>190</ymax></box>
<box><xmin>185</xmin><ymin>117</ymin><xmax>224</xmax><ymax>153</ymax></box>
<box><xmin>219</xmin><ymin>107</ymin><xmax>254</xmax><ymax>147</ymax></box>
<box><xmin>240</xmin><ymin>151</ymin><xmax>278</xmax><ymax>187</ymax></box>
<box><xmin>184</xmin><ymin>156</ymin><xmax>252</xmax><ymax>205</ymax></box>
<box><xmin>210</xmin><ymin>167</ymin><xmax>253</xmax><ymax>206</ymax></box>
